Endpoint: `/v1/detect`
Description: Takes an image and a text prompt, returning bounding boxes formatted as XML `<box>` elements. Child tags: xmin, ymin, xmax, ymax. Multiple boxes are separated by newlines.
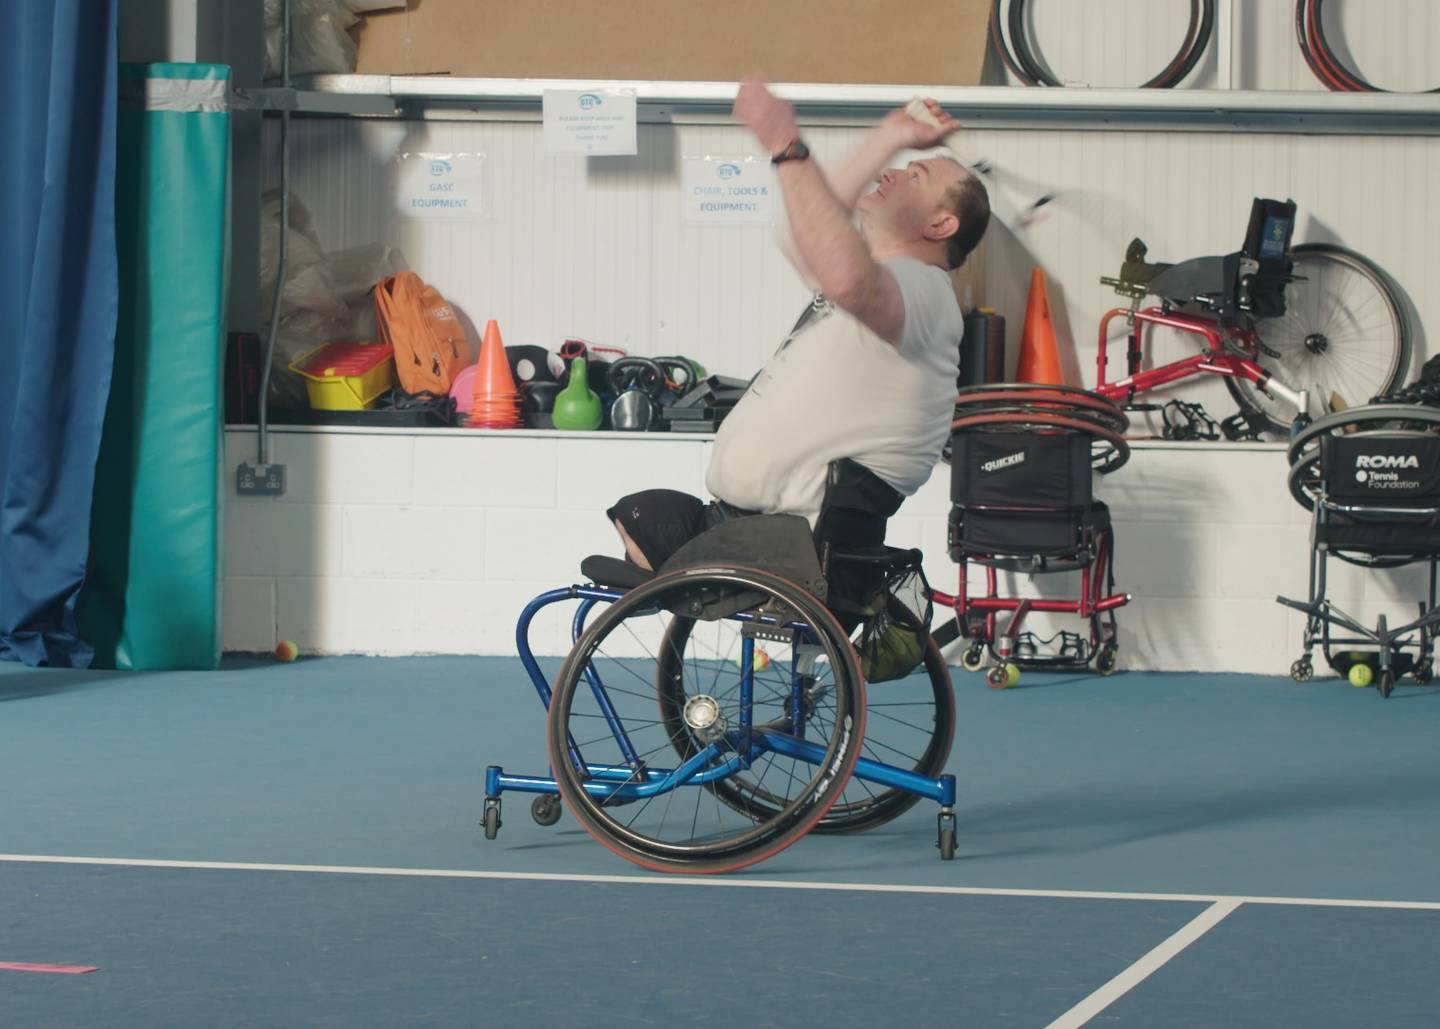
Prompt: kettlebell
<box><xmin>551</xmin><ymin>357</ymin><xmax>604</xmax><ymax>431</ymax></box>
<box><xmin>607</xmin><ymin>357</ymin><xmax>666</xmax><ymax>431</ymax></box>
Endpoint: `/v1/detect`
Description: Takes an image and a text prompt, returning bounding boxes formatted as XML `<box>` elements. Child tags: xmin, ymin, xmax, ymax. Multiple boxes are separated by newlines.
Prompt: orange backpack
<box><xmin>374</xmin><ymin>271</ymin><xmax>471</xmax><ymax>395</ymax></box>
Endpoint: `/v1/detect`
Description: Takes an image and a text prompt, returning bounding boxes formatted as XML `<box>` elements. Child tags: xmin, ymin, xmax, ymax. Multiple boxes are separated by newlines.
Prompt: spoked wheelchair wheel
<box><xmin>660</xmin><ymin>595</ymin><xmax>954</xmax><ymax>835</ymax></box>
<box><xmin>547</xmin><ymin>565</ymin><xmax>866</xmax><ymax>874</ymax></box>
<box><xmin>1234</xmin><ymin>243</ymin><xmax>1411</xmax><ymax>432</ymax></box>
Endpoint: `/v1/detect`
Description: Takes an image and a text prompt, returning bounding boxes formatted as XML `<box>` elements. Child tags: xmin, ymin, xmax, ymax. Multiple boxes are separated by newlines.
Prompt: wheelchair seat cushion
<box><xmin>1316</xmin><ymin>511</ymin><xmax>1440</xmax><ymax>558</ymax></box>
<box><xmin>580</xmin><ymin>555</ymin><xmax>654</xmax><ymax>590</ymax></box>
<box><xmin>949</xmin><ymin>500</ymin><xmax>1111</xmax><ymax>570</ymax></box>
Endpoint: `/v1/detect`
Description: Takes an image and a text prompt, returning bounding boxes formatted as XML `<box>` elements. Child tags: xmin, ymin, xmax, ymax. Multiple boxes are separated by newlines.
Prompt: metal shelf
<box><xmin>265</xmin><ymin>75</ymin><xmax>1440</xmax><ymax>136</ymax></box>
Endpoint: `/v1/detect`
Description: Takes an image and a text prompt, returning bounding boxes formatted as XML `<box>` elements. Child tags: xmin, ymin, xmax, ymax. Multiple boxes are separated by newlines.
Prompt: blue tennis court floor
<box><xmin>3</xmin><ymin>655</ymin><xmax>1438</xmax><ymax>1026</ymax></box>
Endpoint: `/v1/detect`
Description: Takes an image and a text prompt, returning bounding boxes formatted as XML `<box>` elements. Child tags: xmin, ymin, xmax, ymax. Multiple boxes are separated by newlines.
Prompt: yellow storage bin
<box><xmin>289</xmin><ymin>341</ymin><xmax>396</xmax><ymax>410</ymax></box>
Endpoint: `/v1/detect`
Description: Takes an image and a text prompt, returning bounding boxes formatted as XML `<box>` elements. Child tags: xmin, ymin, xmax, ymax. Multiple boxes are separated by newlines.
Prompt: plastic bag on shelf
<box><xmin>258</xmin><ymin>188</ymin><xmax>408</xmax><ymax>408</ymax></box>
<box><xmin>264</xmin><ymin>0</ymin><xmax>361</xmax><ymax>79</ymax></box>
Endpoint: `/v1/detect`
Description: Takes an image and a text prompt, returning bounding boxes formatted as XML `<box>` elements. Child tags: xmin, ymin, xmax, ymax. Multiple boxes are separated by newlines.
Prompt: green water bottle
<box><xmin>551</xmin><ymin>357</ymin><xmax>603</xmax><ymax>431</ymax></box>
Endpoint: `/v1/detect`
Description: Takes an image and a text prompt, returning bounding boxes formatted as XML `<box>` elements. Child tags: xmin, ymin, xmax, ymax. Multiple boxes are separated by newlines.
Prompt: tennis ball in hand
<box><xmin>1347</xmin><ymin>663</ymin><xmax>1373</xmax><ymax>688</ymax></box>
<box><xmin>274</xmin><ymin>640</ymin><xmax>299</xmax><ymax>663</ymax></box>
<box><xmin>905</xmin><ymin>97</ymin><xmax>944</xmax><ymax>130</ymax></box>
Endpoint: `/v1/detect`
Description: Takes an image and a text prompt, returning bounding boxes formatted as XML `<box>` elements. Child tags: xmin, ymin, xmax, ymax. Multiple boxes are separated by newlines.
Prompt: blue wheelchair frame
<box><xmin>483</xmin><ymin>582</ymin><xmax>957</xmax><ymax>857</ymax></box>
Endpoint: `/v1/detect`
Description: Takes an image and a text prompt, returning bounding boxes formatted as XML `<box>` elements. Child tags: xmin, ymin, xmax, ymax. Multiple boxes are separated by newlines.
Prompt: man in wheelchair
<box><xmin>609</xmin><ymin>80</ymin><xmax>991</xmax><ymax>589</ymax></box>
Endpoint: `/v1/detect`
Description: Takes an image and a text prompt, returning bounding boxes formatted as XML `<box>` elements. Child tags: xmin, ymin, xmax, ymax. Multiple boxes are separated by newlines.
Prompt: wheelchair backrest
<box><xmin>1321</xmin><ymin>431</ymin><xmax>1440</xmax><ymax>507</ymax></box>
<box><xmin>1238</xmin><ymin>197</ymin><xmax>1296</xmax><ymax>320</ymax></box>
<box><xmin>950</xmin><ymin>430</ymin><xmax>1093</xmax><ymax>511</ymax></box>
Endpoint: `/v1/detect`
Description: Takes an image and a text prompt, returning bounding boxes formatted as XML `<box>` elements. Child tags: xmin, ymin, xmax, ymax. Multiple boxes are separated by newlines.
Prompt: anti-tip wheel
<box><xmin>482</xmin><ymin>799</ymin><xmax>502</xmax><ymax>840</ymax></box>
<box><xmin>531</xmin><ymin>794</ymin><xmax>562</xmax><ymax>827</ymax></box>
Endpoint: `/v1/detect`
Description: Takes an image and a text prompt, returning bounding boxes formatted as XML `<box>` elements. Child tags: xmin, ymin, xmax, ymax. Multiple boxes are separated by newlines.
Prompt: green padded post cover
<box><xmin>79</xmin><ymin>64</ymin><xmax>230</xmax><ymax>670</ymax></box>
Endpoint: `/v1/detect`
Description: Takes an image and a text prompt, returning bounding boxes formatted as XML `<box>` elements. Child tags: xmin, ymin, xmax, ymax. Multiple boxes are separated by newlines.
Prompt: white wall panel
<box><xmin>275</xmin><ymin>116</ymin><xmax>1437</xmax><ymax>417</ymax></box>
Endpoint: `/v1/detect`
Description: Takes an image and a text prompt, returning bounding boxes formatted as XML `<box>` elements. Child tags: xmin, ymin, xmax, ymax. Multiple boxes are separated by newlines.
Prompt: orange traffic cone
<box><xmin>1015</xmin><ymin>267</ymin><xmax>1065</xmax><ymax>386</ymax></box>
<box><xmin>470</xmin><ymin>319</ymin><xmax>520</xmax><ymax>428</ymax></box>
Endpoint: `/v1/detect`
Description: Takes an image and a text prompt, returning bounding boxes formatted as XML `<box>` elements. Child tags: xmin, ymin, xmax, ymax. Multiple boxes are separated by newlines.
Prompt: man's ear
<box><xmin>923</xmin><ymin>211</ymin><xmax>959</xmax><ymax>243</ymax></box>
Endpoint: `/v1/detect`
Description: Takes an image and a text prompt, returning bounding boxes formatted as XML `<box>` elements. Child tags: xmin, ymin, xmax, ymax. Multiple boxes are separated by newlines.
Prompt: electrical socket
<box><xmin>237</xmin><ymin>462</ymin><xmax>286</xmax><ymax>496</ymax></box>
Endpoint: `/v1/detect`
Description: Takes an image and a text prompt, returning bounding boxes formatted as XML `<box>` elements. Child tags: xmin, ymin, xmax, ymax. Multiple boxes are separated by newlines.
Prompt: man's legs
<box><xmin>607</xmin><ymin>490</ymin><xmax>709</xmax><ymax>571</ymax></box>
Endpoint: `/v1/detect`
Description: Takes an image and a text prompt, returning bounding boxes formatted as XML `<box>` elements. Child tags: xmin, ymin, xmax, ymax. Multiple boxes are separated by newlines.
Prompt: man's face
<box><xmin>858</xmin><ymin>157</ymin><xmax>967</xmax><ymax>242</ymax></box>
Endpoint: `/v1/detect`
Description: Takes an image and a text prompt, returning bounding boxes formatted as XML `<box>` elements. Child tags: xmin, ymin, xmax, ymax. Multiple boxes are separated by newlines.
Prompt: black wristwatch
<box><xmin>770</xmin><ymin>139</ymin><xmax>810</xmax><ymax>165</ymax></box>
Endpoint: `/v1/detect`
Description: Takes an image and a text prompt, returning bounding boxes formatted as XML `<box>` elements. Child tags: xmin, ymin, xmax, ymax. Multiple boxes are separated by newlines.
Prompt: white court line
<box><xmin>1046</xmin><ymin>899</ymin><xmax>1241</xmax><ymax>1029</ymax></box>
<box><xmin>4</xmin><ymin>853</ymin><xmax>1440</xmax><ymax>911</ymax></box>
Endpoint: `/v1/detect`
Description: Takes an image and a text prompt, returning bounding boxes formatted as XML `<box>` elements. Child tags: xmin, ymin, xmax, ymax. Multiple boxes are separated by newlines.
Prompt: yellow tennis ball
<box><xmin>1005</xmin><ymin>663</ymin><xmax>1021</xmax><ymax>688</ymax></box>
<box><xmin>274</xmin><ymin>640</ymin><xmax>299</xmax><ymax>663</ymax></box>
<box><xmin>736</xmin><ymin>648</ymin><xmax>770</xmax><ymax>672</ymax></box>
<box><xmin>1348</xmin><ymin>663</ymin><xmax>1373</xmax><ymax>688</ymax></box>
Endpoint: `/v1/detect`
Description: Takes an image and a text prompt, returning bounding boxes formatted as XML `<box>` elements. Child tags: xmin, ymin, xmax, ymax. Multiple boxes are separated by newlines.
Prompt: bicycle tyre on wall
<box><xmin>991</xmin><ymin>0</ymin><xmax>1214</xmax><ymax>89</ymax></box>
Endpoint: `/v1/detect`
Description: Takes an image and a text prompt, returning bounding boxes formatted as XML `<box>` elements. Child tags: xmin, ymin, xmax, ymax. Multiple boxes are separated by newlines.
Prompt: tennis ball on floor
<box><xmin>1348</xmin><ymin>663</ymin><xmax>1373</xmax><ymax>688</ymax></box>
<box><xmin>274</xmin><ymin>640</ymin><xmax>299</xmax><ymax>663</ymax></box>
<box><xmin>734</xmin><ymin>648</ymin><xmax>770</xmax><ymax>672</ymax></box>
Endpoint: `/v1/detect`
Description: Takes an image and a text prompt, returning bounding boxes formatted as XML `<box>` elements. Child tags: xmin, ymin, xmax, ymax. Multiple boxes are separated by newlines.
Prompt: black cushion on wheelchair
<box><xmin>1316</xmin><ymin>512</ymin><xmax>1440</xmax><ymax>557</ymax></box>
<box><xmin>950</xmin><ymin>501</ymin><xmax>1111</xmax><ymax>571</ymax></box>
<box><xmin>657</xmin><ymin>513</ymin><xmax>828</xmax><ymax>599</ymax></box>
<box><xmin>580</xmin><ymin>555</ymin><xmax>654</xmax><ymax>590</ymax></box>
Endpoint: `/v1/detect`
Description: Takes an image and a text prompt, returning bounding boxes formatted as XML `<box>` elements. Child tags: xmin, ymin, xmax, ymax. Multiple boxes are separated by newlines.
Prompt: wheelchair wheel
<box><xmin>547</xmin><ymin>565</ymin><xmax>865</xmax><ymax>874</ymax></box>
<box><xmin>659</xmin><ymin>595</ymin><xmax>950</xmax><ymax>834</ymax></box>
<box><xmin>659</xmin><ymin>595</ymin><xmax>953</xmax><ymax>835</ymax></box>
<box><xmin>1233</xmin><ymin>244</ymin><xmax>1411</xmax><ymax>433</ymax></box>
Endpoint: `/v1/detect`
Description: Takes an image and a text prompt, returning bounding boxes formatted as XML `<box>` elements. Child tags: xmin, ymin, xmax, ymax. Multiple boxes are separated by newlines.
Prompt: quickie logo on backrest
<box><xmin>980</xmin><ymin>452</ymin><xmax>1026</xmax><ymax>474</ymax></box>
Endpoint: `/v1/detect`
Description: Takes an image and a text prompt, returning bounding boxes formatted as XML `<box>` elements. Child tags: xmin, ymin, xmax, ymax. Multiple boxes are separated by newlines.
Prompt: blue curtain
<box><xmin>0</xmin><ymin>1</ymin><xmax>119</xmax><ymax>667</ymax></box>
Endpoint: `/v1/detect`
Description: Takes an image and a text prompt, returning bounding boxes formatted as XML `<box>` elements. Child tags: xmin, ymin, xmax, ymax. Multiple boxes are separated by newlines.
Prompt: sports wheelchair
<box><xmin>932</xmin><ymin>385</ymin><xmax>1133</xmax><ymax>684</ymax></box>
<box><xmin>1278</xmin><ymin>404</ymin><xmax>1440</xmax><ymax>697</ymax></box>
<box><xmin>1096</xmin><ymin>197</ymin><xmax>1410</xmax><ymax>438</ymax></box>
<box><xmin>483</xmin><ymin>461</ymin><xmax>959</xmax><ymax>874</ymax></box>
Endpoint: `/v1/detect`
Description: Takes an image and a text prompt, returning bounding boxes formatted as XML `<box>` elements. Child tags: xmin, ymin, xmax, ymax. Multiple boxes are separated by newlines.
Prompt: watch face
<box><xmin>773</xmin><ymin>140</ymin><xmax>809</xmax><ymax>163</ymax></box>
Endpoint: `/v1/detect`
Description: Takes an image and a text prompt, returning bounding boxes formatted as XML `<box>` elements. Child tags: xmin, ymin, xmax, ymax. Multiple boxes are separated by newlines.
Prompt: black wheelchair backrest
<box><xmin>1242</xmin><ymin>197</ymin><xmax>1297</xmax><ymax>273</ymax></box>
<box><xmin>951</xmin><ymin>431</ymin><xmax>1093</xmax><ymax>511</ymax></box>
<box><xmin>1322</xmin><ymin>432</ymin><xmax>1440</xmax><ymax>507</ymax></box>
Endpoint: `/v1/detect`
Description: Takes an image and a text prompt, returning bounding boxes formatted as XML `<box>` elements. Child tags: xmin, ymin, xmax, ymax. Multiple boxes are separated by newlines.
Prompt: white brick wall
<box><xmin>222</xmin><ymin>427</ymin><xmax>1435</xmax><ymax>675</ymax></box>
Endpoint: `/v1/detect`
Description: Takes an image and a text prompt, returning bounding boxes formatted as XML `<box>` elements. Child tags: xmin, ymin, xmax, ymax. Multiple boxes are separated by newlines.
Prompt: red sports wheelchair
<box><xmin>1092</xmin><ymin>197</ymin><xmax>1410</xmax><ymax>439</ymax></box>
<box><xmin>930</xmin><ymin>385</ymin><xmax>1133</xmax><ymax>686</ymax></box>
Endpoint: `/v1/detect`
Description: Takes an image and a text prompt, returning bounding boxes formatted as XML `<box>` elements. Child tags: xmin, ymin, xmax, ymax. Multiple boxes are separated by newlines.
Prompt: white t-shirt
<box><xmin>707</xmin><ymin>257</ymin><xmax>963</xmax><ymax>523</ymax></box>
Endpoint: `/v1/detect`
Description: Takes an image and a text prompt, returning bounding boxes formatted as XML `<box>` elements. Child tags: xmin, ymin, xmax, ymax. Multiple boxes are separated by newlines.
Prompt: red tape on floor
<box><xmin>0</xmin><ymin>962</ymin><xmax>98</xmax><ymax>974</ymax></box>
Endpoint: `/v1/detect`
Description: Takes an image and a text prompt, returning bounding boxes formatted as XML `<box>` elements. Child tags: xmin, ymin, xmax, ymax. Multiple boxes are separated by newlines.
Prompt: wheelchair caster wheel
<box><xmin>1290</xmin><ymin>659</ymin><xmax>1314</xmax><ymax>683</ymax></box>
<box><xmin>986</xmin><ymin>664</ymin><xmax>1019</xmax><ymax>690</ymax></box>
<box><xmin>1095</xmin><ymin>646</ymin><xmax>1118</xmax><ymax>677</ymax></box>
<box><xmin>531</xmin><ymin>794</ymin><xmax>562</xmax><ymax>827</ymax></box>
<box><xmin>482</xmin><ymin>798</ymin><xmax>502</xmax><ymax>840</ymax></box>
<box><xmin>1414</xmin><ymin>663</ymin><xmax>1433</xmax><ymax>685</ymax></box>
<box><xmin>960</xmin><ymin>645</ymin><xmax>985</xmax><ymax>673</ymax></box>
<box><xmin>1379</xmin><ymin>670</ymin><xmax>1395</xmax><ymax>699</ymax></box>
<box><xmin>937</xmin><ymin>809</ymin><xmax>956</xmax><ymax>861</ymax></box>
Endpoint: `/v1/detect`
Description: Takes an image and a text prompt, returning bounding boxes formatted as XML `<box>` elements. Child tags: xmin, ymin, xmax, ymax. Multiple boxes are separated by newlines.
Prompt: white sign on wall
<box><xmin>396</xmin><ymin>151</ymin><xmax>486</xmax><ymax>220</ymax></box>
<box><xmin>682</xmin><ymin>156</ymin><xmax>775</xmax><ymax>224</ymax></box>
<box><xmin>542</xmin><ymin>89</ymin><xmax>638</xmax><ymax>155</ymax></box>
